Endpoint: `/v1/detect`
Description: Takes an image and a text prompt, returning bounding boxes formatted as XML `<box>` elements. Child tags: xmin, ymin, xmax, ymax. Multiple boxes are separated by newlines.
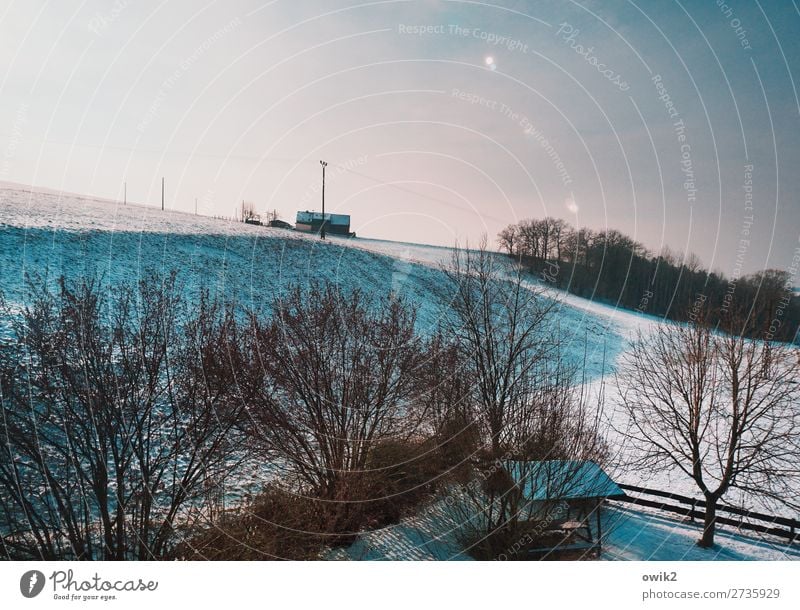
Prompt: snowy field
<box><xmin>0</xmin><ymin>183</ymin><xmax>622</xmax><ymax>377</ymax></box>
<box><xmin>1</xmin><ymin>183</ymin><xmax>797</xmax><ymax>560</ymax></box>
<box><xmin>325</xmin><ymin>501</ymin><xmax>800</xmax><ymax>561</ymax></box>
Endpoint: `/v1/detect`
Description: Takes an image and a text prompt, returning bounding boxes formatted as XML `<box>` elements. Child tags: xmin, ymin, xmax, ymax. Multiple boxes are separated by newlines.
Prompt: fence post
<box><xmin>690</xmin><ymin>500</ymin><xmax>696</xmax><ymax>523</ymax></box>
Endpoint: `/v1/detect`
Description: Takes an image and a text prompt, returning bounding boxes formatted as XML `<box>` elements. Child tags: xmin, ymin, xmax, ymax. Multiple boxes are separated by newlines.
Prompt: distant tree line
<box><xmin>498</xmin><ymin>218</ymin><xmax>800</xmax><ymax>342</ymax></box>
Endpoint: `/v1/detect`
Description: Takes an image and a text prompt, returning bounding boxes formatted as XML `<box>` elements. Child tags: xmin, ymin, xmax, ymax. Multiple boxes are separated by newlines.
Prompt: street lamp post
<box><xmin>320</xmin><ymin>160</ymin><xmax>327</xmax><ymax>239</ymax></box>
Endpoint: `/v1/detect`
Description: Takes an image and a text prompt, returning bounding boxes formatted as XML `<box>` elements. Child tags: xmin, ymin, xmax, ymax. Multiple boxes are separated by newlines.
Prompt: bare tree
<box><xmin>433</xmin><ymin>239</ymin><xmax>611</xmax><ymax>558</ymax></box>
<box><xmin>549</xmin><ymin>218</ymin><xmax>569</xmax><ymax>262</ymax></box>
<box><xmin>440</xmin><ymin>238</ymin><xmax>557</xmax><ymax>457</ymax></box>
<box><xmin>617</xmin><ymin>312</ymin><xmax>800</xmax><ymax>547</ymax></box>
<box><xmin>0</xmin><ymin>275</ymin><xmax>243</xmax><ymax>559</ymax></box>
<box><xmin>440</xmin><ymin>354</ymin><xmax>609</xmax><ymax>560</ymax></box>
<box><xmin>517</xmin><ymin>219</ymin><xmax>540</xmax><ymax>260</ymax></box>
<box><xmin>239</xmin><ymin>283</ymin><xmax>426</xmax><ymax>502</ymax></box>
<box><xmin>497</xmin><ymin>224</ymin><xmax>520</xmax><ymax>258</ymax></box>
<box><xmin>241</xmin><ymin>200</ymin><xmax>258</xmax><ymax>222</ymax></box>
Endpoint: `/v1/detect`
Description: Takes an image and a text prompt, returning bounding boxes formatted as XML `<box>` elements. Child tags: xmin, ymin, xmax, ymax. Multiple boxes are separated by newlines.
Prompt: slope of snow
<box><xmin>3</xmin><ymin>184</ymin><xmax>797</xmax><ymax>560</ymax></box>
<box><xmin>350</xmin><ymin>234</ymin><xmax>658</xmax><ymax>338</ymax></box>
<box><xmin>326</xmin><ymin>500</ymin><xmax>800</xmax><ymax>561</ymax></box>
<box><xmin>0</xmin><ymin>185</ymin><xmax>623</xmax><ymax>377</ymax></box>
<box><xmin>602</xmin><ymin>505</ymin><xmax>800</xmax><ymax>561</ymax></box>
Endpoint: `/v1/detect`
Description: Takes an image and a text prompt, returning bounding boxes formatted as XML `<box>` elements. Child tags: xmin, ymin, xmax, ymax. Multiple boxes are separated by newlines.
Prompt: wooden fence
<box><xmin>614</xmin><ymin>483</ymin><xmax>799</xmax><ymax>543</ymax></box>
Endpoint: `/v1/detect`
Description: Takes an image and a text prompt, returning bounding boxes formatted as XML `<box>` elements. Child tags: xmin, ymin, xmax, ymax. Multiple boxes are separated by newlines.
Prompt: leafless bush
<box><xmin>433</xmin><ymin>240</ymin><xmax>608</xmax><ymax>559</ymax></box>
<box><xmin>173</xmin><ymin>484</ymin><xmax>334</xmax><ymax>560</ymax></box>
<box><xmin>179</xmin><ymin>438</ymin><xmax>443</xmax><ymax>560</ymax></box>
<box><xmin>0</xmin><ymin>274</ymin><xmax>243</xmax><ymax>559</ymax></box>
<box><xmin>440</xmin><ymin>238</ymin><xmax>558</xmax><ymax>457</ymax></box>
<box><xmin>238</xmin><ymin>283</ymin><xmax>428</xmax><ymax>505</ymax></box>
<box><xmin>410</xmin><ymin>333</ymin><xmax>480</xmax><ymax>477</ymax></box>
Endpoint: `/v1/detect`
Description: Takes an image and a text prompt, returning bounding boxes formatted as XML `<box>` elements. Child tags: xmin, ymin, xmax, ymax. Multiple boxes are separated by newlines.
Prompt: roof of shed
<box><xmin>505</xmin><ymin>460</ymin><xmax>626</xmax><ymax>501</ymax></box>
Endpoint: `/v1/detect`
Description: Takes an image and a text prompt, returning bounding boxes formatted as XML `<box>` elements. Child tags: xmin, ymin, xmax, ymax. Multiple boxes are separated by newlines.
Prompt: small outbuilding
<box><xmin>504</xmin><ymin>460</ymin><xmax>626</xmax><ymax>557</ymax></box>
<box><xmin>295</xmin><ymin>211</ymin><xmax>354</xmax><ymax>237</ymax></box>
<box><xmin>268</xmin><ymin>219</ymin><xmax>294</xmax><ymax>230</ymax></box>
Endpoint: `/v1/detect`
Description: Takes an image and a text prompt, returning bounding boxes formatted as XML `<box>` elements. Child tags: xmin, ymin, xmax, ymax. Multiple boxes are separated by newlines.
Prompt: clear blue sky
<box><xmin>1</xmin><ymin>0</ymin><xmax>798</xmax><ymax>277</ymax></box>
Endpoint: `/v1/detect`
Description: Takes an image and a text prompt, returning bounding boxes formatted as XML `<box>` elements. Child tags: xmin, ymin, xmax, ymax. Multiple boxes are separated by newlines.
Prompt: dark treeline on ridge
<box><xmin>498</xmin><ymin>218</ymin><xmax>800</xmax><ymax>343</ymax></box>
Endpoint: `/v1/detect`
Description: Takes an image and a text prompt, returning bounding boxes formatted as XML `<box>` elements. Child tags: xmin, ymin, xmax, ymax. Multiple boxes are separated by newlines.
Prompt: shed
<box><xmin>504</xmin><ymin>460</ymin><xmax>626</xmax><ymax>557</ymax></box>
<box><xmin>295</xmin><ymin>211</ymin><xmax>354</xmax><ymax>236</ymax></box>
<box><xmin>268</xmin><ymin>219</ymin><xmax>294</xmax><ymax>230</ymax></box>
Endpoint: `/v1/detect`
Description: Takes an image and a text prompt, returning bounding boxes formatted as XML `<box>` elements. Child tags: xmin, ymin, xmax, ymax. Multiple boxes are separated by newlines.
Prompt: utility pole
<box><xmin>195</xmin><ymin>197</ymin><xmax>198</xmax><ymax>215</ymax></box>
<box><xmin>123</xmin><ymin>181</ymin><xmax>126</xmax><ymax>205</ymax></box>
<box><xmin>161</xmin><ymin>177</ymin><xmax>165</xmax><ymax>211</ymax></box>
<box><xmin>320</xmin><ymin>160</ymin><xmax>327</xmax><ymax>239</ymax></box>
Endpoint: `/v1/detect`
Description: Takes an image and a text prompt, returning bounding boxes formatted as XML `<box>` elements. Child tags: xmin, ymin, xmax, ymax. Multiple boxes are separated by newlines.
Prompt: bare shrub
<box><xmin>0</xmin><ymin>274</ymin><xmax>243</xmax><ymax>559</ymax></box>
<box><xmin>239</xmin><ymin>283</ymin><xmax>427</xmax><ymax>505</ymax></box>
<box><xmin>174</xmin><ymin>485</ymin><xmax>333</xmax><ymax>560</ymax></box>
<box><xmin>434</xmin><ymin>239</ymin><xmax>608</xmax><ymax>559</ymax></box>
<box><xmin>411</xmin><ymin>333</ymin><xmax>480</xmax><ymax>477</ymax></box>
<box><xmin>178</xmin><ymin>438</ymin><xmax>442</xmax><ymax>560</ymax></box>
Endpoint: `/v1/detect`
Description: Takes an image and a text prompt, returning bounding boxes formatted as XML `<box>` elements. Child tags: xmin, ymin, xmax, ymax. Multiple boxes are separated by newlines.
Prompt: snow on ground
<box><xmin>0</xmin><ymin>186</ymin><xmax>446</xmax><ymax>332</ymax></box>
<box><xmin>349</xmin><ymin>229</ymin><xmax>661</xmax><ymax>384</ymax></box>
<box><xmin>343</xmin><ymin>232</ymin><xmax>653</xmax><ymax>381</ymax></box>
<box><xmin>350</xmin><ymin>232</ymin><xmax>658</xmax><ymax>341</ymax></box>
<box><xmin>325</xmin><ymin>500</ymin><xmax>800</xmax><ymax>561</ymax></box>
<box><xmin>0</xmin><ymin>182</ymin><xmax>678</xmax><ymax>349</ymax></box>
<box><xmin>2</xmin><ymin>184</ymin><xmax>797</xmax><ymax>559</ymax></box>
<box><xmin>602</xmin><ymin>505</ymin><xmax>800</xmax><ymax>561</ymax></box>
<box><xmin>0</xmin><ymin>185</ymin><xmax>623</xmax><ymax>377</ymax></box>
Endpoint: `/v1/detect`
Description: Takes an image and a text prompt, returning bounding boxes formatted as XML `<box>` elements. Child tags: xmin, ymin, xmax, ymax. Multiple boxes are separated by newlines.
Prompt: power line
<box><xmin>1</xmin><ymin>130</ymin><xmax>515</xmax><ymax>224</ymax></box>
<box><xmin>333</xmin><ymin>163</ymin><xmax>510</xmax><ymax>224</ymax></box>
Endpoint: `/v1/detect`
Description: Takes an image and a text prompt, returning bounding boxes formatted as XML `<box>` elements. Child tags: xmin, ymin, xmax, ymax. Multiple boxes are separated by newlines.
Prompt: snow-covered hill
<box><xmin>0</xmin><ymin>184</ymin><xmax>626</xmax><ymax>378</ymax></box>
<box><xmin>3</xmin><ymin>184</ymin><xmax>797</xmax><ymax>560</ymax></box>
